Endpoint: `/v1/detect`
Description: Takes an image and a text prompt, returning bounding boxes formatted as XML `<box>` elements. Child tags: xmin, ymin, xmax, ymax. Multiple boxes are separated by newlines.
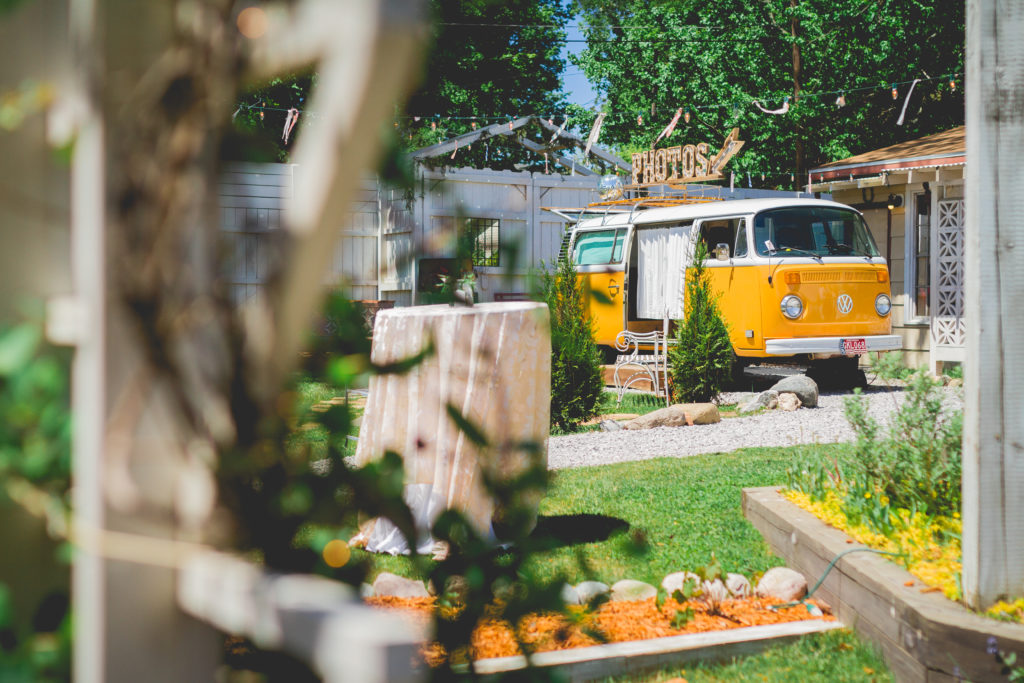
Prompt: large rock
<box><xmin>661</xmin><ymin>571</ymin><xmax>701</xmax><ymax>595</ymax></box>
<box><xmin>575</xmin><ymin>581</ymin><xmax>610</xmax><ymax>605</ymax></box>
<box><xmin>372</xmin><ymin>572</ymin><xmax>429</xmax><ymax>598</ymax></box>
<box><xmin>769</xmin><ymin>375</ymin><xmax>819</xmax><ymax>408</ymax></box>
<box><xmin>725</xmin><ymin>573</ymin><xmax>752</xmax><ymax>598</ymax></box>
<box><xmin>755</xmin><ymin>567</ymin><xmax>808</xmax><ymax>601</ymax></box>
<box><xmin>599</xmin><ymin>419</ymin><xmax>623</xmax><ymax>432</ymax></box>
<box><xmin>560</xmin><ymin>583</ymin><xmax>580</xmax><ymax>605</ymax></box>
<box><xmin>610</xmin><ymin>579</ymin><xmax>658</xmax><ymax>602</ymax></box>
<box><xmin>623</xmin><ymin>404</ymin><xmax>720</xmax><ymax>430</ymax></box>
<box><xmin>739</xmin><ymin>390</ymin><xmax>778</xmax><ymax>414</ymax></box>
<box><xmin>777</xmin><ymin>392</ymin><xmax>802</xmax><ymax>411</ymax></box>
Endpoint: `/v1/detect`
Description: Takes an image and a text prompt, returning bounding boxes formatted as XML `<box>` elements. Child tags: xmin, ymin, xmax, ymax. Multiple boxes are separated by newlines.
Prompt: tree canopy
<box><xmin>229</xmin><ymin>0</ymin><xmax>573</xmax><ymax>170</ymax></box>
<box><xmin>571</xmin><ymin>0</ymin><xmax>964</xmax><ymax>185</ymax></box>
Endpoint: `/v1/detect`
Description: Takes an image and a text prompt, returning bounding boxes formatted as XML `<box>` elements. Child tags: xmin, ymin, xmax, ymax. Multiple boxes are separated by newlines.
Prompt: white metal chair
<box><xmin>613</xmin><ymin>330</ymin><xmax>673</xmax><ymax>406</ymax></box>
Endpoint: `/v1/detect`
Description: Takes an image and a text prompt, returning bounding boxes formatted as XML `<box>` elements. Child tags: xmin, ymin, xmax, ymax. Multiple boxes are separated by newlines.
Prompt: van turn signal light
<box><xmin>784</xmin><ymin>272</ymin><xmax>801</xmax><ymax>285</ymax></box>
<box><xmin>876</xmin><ymin>271</ymin><xmax>888</xmax><ymax>283</ymax></box>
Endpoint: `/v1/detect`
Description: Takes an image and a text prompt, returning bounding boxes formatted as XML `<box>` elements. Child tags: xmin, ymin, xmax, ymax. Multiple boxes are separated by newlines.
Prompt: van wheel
<box><xmin>808</xmin><ymin>357</ymin><xmax>866</xmax><ymax>390</ymax></box>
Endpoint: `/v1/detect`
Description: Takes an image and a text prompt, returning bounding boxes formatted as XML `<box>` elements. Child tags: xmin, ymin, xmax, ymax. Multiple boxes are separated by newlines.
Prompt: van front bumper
<box><xmin>764</xmin><ymin>335</ymin><xmax>902</xmax><ymax>356</ymax></box>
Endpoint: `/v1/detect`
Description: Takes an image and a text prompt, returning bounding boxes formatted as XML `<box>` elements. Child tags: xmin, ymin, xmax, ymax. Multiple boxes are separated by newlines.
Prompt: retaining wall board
<box><xmin>742</xmin><ymin>486</ymin><xmax>1024</xmax><ymax>682</ymax></box>
<box><xmin>471</xmin><ymin>620</ymin><xmax>845</xmax><ymax>682</ymax></box>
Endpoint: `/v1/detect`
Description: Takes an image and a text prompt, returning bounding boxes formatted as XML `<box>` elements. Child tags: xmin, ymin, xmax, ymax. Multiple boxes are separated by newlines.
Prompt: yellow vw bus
<box><xmin>568</xmin><ymin>197</ymin><xmax>900</xmax><ymax>378</ymax></box>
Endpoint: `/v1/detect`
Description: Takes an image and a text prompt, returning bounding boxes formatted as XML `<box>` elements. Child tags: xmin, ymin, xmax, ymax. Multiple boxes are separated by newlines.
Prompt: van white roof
<box><xmin>574</xmin><ymin>197</ymin><xmax>856</xmax><ymax>230</ymax></box>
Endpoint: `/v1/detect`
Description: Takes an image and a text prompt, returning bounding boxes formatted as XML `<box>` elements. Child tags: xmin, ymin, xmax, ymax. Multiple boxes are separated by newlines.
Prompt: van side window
<box><xmin>699</xmin><ymin>218</ymin><xmax>743</xmax><ymax>258</ymax></box>
<box><xmin>572</xmin><ymin>228</ymin><xmax>628</xmax><ymax>265</ymax></box>
<box><xmin>734</xmin><ymin>221</ymin><xmax>749</xmax><ymax>257</ymax></box>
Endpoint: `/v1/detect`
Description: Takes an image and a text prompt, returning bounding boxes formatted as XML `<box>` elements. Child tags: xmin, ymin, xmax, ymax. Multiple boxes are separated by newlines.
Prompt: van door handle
<box><xmin>607</xmin><ymin>280</ymin><xmax>620</xmax><ymax>298</ymax></box>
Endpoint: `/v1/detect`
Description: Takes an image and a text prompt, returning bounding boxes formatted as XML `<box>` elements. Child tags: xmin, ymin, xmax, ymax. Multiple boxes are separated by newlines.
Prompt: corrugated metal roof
<box><xmin>810</xmin><ymin>126</ymin><xmax>965</xmax><ymax>174</ymax></box>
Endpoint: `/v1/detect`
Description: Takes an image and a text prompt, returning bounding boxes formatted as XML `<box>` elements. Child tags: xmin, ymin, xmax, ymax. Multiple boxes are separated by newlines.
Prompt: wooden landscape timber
<box><xmin>744</xmin><ymin>486</ymin><xmax>1024</xmax><ymax>682</ymax></box>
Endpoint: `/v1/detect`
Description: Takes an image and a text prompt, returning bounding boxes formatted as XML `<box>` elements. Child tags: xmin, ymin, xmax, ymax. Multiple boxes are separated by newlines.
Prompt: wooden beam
<box><xmin>517</xmin><ymin>138</ymin><xmax>597</xmax><ymax>176</ymax></box>
<box><xmin>535</xmin><ymin>117</ymin><xmax>631</xmax><ymax>172</ymax></box>
<box><xmin>410</xmin><ymin>116</ymin><xmax>534</xmax><ymax>160</ymax></box>
<box><xmin>963</xmin><ymin>0</ymin><xmax>1024</xmax><ymax>608</ymax></box>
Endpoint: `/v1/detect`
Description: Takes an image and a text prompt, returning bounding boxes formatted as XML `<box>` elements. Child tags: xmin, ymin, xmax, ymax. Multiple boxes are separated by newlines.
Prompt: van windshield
<box><xmin>572</xmin><ymin>228</ymin><xmax>628</xmax><ymax>265</ymax></box>
<box><xmin>753</xmin><ymin>207</ymin><xmax>879</xmax><ymax>258</ymax></box>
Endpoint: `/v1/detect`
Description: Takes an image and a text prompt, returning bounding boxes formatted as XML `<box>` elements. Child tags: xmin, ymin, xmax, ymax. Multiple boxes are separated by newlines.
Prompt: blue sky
<box><xmin>561</xmin><ymin>20</ymin><xmax>599</xmax><ymax>108</ymax></box>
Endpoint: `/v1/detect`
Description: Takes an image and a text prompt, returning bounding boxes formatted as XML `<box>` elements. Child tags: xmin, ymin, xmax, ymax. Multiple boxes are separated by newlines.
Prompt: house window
<box><xmin>909</xmin><ymin>190</ymin><xmax>931</xmax><ymax>319</ymax></box>
<box><xmin>466</xmin><ymin>217</ymin><xmax>500</xmax><ymax>267</ymax></box>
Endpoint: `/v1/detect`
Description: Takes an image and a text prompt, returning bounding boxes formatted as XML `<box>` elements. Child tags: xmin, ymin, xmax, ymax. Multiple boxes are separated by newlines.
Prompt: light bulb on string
<box><xmin>471</xmin><ymin>121</ymin><xmax>477</xmax><ymax>129</ymax></box>
<box><xmin>683</xmin><ymin>107</ymin><xmax>690</xmax><ymax>124</ymax></box>
<box><xmin>836</xmin><ymin>93</ymin><xmax>846</xmax><ymax>108</ymax></box>
<box><xmin>431</xmin><ymin>120</ymin><xmax>436</xmax><ymax>130</ymax></box>
<box><xmin>637</xmin><ymin>114</ymin><xmax>643</xmax><ymax>125</ymax></box>
<box><xmin>891</xmin><ymin>84</ymin><xmax>898</xmax><ymax>100</ymax></box>
<box><xmin>949</xmin><ymin>77</ymin><xmax>957</xmax><ymax>91</ymax></box>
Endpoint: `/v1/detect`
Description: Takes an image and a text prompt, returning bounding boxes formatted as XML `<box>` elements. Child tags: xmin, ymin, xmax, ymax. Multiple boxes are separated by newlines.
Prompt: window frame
<box><xmin>904</xmin><ymin>189</ymin><xmax>933</xmax><ymax>323</ymax></box>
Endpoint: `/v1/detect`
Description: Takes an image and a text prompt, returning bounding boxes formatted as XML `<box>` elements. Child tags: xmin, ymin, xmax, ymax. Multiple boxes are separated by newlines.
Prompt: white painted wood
<box><xmin>353</xmin><ymin>303</ymin><xmax>550</xmax><ymax>545</ymax></box>
<box><xmin>963</xmin><ymin>0</ymin><xmax>1024</xmax><ymax>608</ymax></box>
<box><xmin>178</xmin><ymin>551</ymin><xmax>426</xmax><ymax>683</ymax></box>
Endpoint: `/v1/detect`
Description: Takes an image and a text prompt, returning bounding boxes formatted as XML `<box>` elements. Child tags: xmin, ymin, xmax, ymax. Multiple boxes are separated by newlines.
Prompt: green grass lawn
<box><xmin>605</xmin><ymin>628</ymin><xmax>891</xmax><ymax>682</ymax></box>
<box><xmin>290</xmin><ymin>380</ymin><xmax>889</xmax><ymax>679</ymax></box>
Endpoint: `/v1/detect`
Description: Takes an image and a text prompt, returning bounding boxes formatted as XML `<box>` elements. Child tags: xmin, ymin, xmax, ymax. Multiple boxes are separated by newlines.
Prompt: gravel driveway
<box><xmin>547</xmin><ymin>381</ymin><xmax>962</xmax><ymax>470</ymax></box>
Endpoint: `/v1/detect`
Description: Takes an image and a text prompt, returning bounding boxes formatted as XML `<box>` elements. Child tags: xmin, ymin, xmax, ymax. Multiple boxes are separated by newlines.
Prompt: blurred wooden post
<box><xmin>65</xmin><ymin>0</ymin><xmax>426</xmax><ymax>680</ymax></box>
<box><xmin>963</xmin><ymin>0</ymin><xmax>1024</xmax><ymax>608</ymax></box>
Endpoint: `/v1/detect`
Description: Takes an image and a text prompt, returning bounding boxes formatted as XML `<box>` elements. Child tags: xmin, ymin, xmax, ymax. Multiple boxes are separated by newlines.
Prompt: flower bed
<box><xmin>367</xmin><ymin>594</ymin><xmax>834</xmax><ymax>664</ymax></box>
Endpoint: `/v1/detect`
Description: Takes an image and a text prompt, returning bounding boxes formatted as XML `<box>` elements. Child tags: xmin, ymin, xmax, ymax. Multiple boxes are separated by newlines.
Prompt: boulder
<box><xmin>948</xmin><ymin>377</ymin><xmax>963</xmax><ymax>389</ymax></box>
<box><xmin>661</xmin><ymin>571</ymin><xmax>701</xmax><ymax>595</ymax></box>
<box><xmin>575</xmin><ymin>581</ymin><xmax>610</xmax><ymax>605</ymax></box>
<box><xmin>725</xmin><ymin>573</ymin><xmax>752</xmax><ymax>598</ymax></box>
<box><xmin>701</xmin><ymin>579</ymin><xmax>730</xmax><ymax>605</ymax></box>
<box><xmin>610</xmin><ymin>579</ymin><xmax>658</xmax><ymax>602</ymax></box>
<box><xmin>769</xmin><ymin>375</ymin><xmax>819</xmax><ymax>408</ymax></box>
<box><xmin>360</xmin><ymin>583</ymin><xmax>375</xmax><ymax>599</ymax></box>
<box><xmin>755</xmin><ymin>567</ymin><xmax>808</xmax><ymax>601</ymax></box>
<box><xmin>599</xmin><ymin>419</ymin><xmax>623</xmax><ymax>432</ymax></box>
<box><xmin>560</xmin><ymin>583</ymin><xmax>580</xmax><ymax>606</ymax></box>
<box><xmin>623</xmin><ymin>403</ymin><xmax>720</xmax><ymax>430</ymax></box>
<box><xmin>739</xmin><ymin>390</ymin><xmax>778</xmax><ymax>414</ymax></box>
<box><xmin>372</xmin><ymin>572</ymin><xmax>429</xmax><ymax>598</ymax></box>
<box><xmin>777</xmin><ymin>392</ymin><xmax>802</xmax><ymax>411</ymax></box>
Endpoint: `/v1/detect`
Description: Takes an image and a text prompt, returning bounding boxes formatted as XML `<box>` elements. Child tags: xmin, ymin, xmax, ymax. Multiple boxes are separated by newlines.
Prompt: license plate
<box><xmin>842</xmin><ymin>338</ymin><xmax>868</xmax><ymax>355</ymax></box>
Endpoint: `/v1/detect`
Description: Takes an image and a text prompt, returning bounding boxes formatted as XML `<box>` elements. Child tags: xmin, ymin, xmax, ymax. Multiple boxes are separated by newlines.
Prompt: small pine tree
<box><xmin>541</xmin><ymin>255</ymin><xmax>604</xmax><ymax>431</ymax></box>
<box><xmin>669</xmin><ymin>240</ymin><xmax>734</xmax><ymax>403</ymax></box>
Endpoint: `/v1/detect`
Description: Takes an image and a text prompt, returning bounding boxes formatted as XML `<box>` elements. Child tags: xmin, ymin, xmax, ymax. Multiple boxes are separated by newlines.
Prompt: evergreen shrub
<box><xmin>540</xmin><ymin>255</ymin><xmax>604</xmax><ymax>431</ymax></box>
<box><xmin>668</xmin><ymin>241</ymin><xmax>733</xmax><ymax>403</ymax></box>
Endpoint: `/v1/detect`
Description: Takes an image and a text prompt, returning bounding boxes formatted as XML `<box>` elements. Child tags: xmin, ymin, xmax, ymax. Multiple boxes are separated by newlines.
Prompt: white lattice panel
<box><xmin>931</xmin><ymin>199</ymin><xmax>965</xmax><ymax>347</ymax></box>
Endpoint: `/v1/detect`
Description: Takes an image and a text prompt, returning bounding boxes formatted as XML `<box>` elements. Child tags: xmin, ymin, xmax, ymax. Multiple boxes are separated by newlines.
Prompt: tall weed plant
<box><xmin>844</xmin><ymin>370</ymin><xmax>963</xmax><ymax>519</ymax></box>
<box><xmin>668</xmin><ymin>240</ymin><xmax>733</xmax><ymax>403</ymax></box>
<box><xmin>540</xmin><ymin>256</ymin><xmax>604</xmax><ymax>431</ymax></box>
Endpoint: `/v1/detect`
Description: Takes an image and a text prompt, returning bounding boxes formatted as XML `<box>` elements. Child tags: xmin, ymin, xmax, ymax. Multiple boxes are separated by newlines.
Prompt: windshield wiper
<box><xmin>773</xmin><ymin>246</ymin><xmax>823</xmax><ymax>263</ymax></box>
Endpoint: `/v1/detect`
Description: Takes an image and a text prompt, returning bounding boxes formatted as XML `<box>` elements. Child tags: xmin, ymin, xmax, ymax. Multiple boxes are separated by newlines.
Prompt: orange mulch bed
<box><xmin>367</xmin><ymin>595</ymin><xmax>834</xmax><ymax>664</ymax></box>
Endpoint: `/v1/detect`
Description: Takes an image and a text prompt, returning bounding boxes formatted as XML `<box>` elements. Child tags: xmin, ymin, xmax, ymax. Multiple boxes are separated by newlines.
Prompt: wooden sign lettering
<box><xmin>631</xmin><ymin>128</ymin><xmax>745</xmax><ymax>186</ymax></box>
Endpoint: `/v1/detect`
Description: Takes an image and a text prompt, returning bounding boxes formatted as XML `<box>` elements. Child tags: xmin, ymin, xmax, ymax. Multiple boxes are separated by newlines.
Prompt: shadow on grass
<box><xmin>530</xmin><ymin>513</ymin><xmax>629</xmax><ymax>550</ymax></box>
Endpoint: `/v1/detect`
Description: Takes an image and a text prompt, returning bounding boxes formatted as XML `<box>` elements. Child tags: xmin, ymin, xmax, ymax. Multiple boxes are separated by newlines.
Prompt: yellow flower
<box><xmin>864</xmin><ymin>492</ymin><xmax>872</xmax><ymax>499</ymax></box>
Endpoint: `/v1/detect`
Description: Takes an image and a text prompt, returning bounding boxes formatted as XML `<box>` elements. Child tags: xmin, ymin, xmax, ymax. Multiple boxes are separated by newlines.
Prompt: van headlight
<box><xmin>875</xmin><ymin>293</ymin><xmax>892</xmax><ymax>316</ymax></box>
<box><xmin>780</xmin><ymin>295</ymin><xmax>804</xmax><ymax>319</ymax></box>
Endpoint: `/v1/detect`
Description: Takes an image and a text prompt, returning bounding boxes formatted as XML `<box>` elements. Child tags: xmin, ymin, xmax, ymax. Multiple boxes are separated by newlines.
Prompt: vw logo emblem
<box><xmin>837</xmin><ymin>294</ymin><xmax>854</xmax><ymax>315</ymax></box>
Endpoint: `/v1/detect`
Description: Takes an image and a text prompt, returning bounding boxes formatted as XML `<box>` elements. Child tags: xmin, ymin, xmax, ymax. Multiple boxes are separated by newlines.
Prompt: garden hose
<box><xmin>769</xmin><ymin>546</ymin><xmax>907</xmax><ymax>614</ymax></box>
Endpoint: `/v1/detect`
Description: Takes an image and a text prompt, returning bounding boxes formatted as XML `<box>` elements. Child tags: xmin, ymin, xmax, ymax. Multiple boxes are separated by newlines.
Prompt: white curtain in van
<box><xmin>636</xmin><ymin>226</ymin><xmax>689</xmax><ymax>320</ymax></box>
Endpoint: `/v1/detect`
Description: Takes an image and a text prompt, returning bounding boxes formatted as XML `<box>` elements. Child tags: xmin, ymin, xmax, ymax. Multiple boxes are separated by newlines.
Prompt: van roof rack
<box><xmin>541</xmin><ymin>192</ymin><xmax>725</xmax><ymax>226</ymax></box>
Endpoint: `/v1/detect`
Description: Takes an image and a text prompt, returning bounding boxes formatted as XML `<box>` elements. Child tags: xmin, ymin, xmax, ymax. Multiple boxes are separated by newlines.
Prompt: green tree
<box><xmin>669</xmin><ymin>241</ymin><xmax>733</xmax><ymax>403</ymax></box>
<box><xmin>400</xmin><ymin>0</ymin><xmax>571</xmax><ymax>170</ymax></box>
<box><xmin>541</xmin><ymin>255</ymin><xmax>604</xmax><ymax>431</ymax></box>
<box><xmin>571</xmin><ymin>0</ymin><xmax>964</xmax><ymax>183</ymax></box>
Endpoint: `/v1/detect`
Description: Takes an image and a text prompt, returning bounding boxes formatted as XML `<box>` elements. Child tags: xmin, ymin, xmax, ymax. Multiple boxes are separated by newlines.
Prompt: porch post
<box><xmin>962</xmin><ymin>0</ymin><xmax>1024</xmax><ymax>609</ymax></box>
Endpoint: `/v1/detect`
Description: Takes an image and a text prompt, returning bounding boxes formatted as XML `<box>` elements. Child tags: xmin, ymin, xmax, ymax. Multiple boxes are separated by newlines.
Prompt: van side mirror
<box><xmin>715</xmin><ymin>243</ymin><xmax>730</xmax><ymax>261</ymax></box>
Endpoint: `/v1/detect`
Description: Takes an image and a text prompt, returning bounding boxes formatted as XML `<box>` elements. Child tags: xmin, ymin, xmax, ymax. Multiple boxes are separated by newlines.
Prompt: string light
<box><xmin>836</xmin><ymin>93</ymin><xmax>846</xmax><ymax>107</ymax></box>
<box><xmin>948</xmin><ymin>77</ymin><xmax>956</xmax><ymax>91</ymax></box>
<box><xmin>891</xmin><ymin>83</ymin><xmax>899</xmax><ymax>100</ymax></box>
<box><xmin>683</xmin><ymin>107</ymin><xmax>691</xmax><ymax>124</ymax></box>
